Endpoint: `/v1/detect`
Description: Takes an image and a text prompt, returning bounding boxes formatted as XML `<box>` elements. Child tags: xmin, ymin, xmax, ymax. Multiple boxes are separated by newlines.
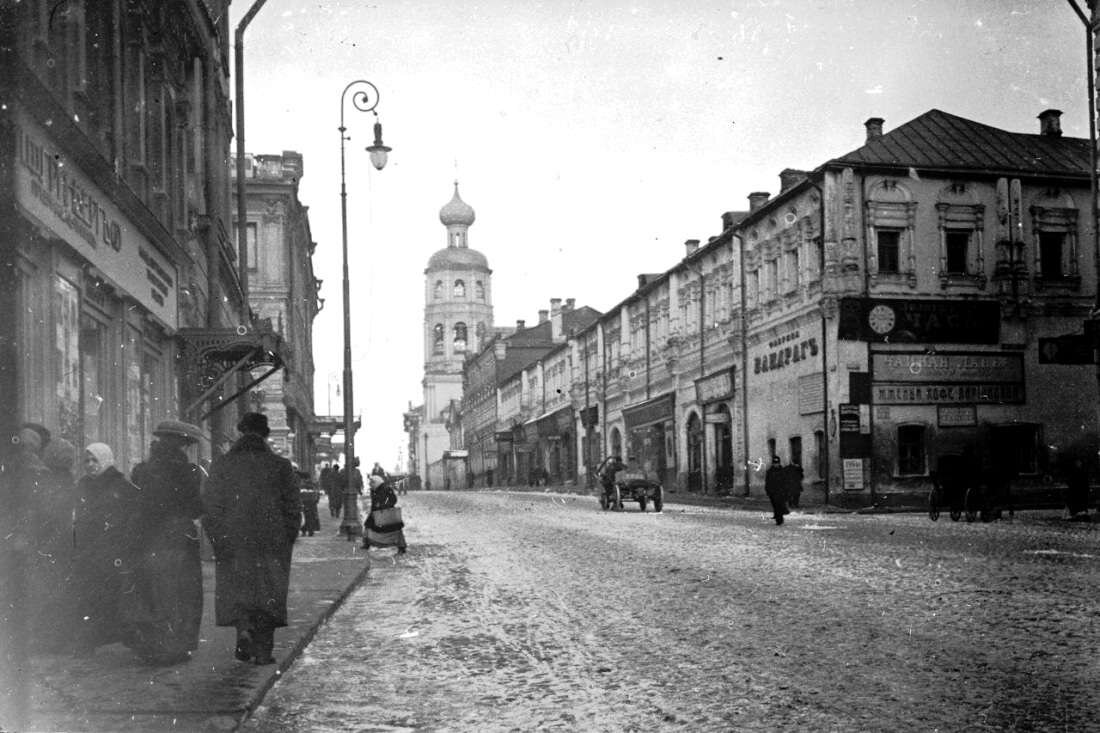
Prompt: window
<box><xmin>1039</xmin><ymin>232</ymin><xmax>1065</xmax><ymax>278</ymax></box>
<box><xmin>877</xmin><ymin>229</ymin><xmax>901</xmax><ymax>273</ymax></box>
<box><xmin>945</xmin><ymin>229</ymin><xmax>970</xmax><ymax>273</ymax></box>
<box><xmin>432</xmin><ymin>323</ymin><xmax>444</xmax><ymax>354</ymax></box>
<box><xmin>54</xmin><ymin>275</ymin><xmax>81</xmax><ymax>444</ymax></box>
<box><xmin>475</xmin><ymin>281</ymin><xmax>485</xmax><ymax>300</ymax></box>
<box><xmin>814</xmin><ymin>430</ymin><xmax>825</xmax><ymax>478</ymax></box>
<box><xmin>234</xmin><ymin>222</ymin><xmax>258</xmax><ymax>272</ymax></box>
<box><xmin>80</xmin><ymin>313</ymin><xmax>111</xmax><ymax>448</ymax></box>
<box><xmin>789</xmin><ymin>436</ymin><xmax>802</xmax><ymax>467</ymax></box>
<box><xmin>767</xmin><ymin>438</ymin><xmax>776</xmax><ymax>461</ymax></box>
<box><xmin>453</xmin><ymin>280</ymin><xmax>465</xmax><ymax>298</ymax></box>
<box><xmin>766</xmin><ymin>260</ymin><xmax>778</xmax><ymax>300</ymax></box>
<box><xmin>897</xmin><ymin>424</ymin><xmax>926</xmax><ymax>475</ymax></box>
<box><xmin>453</xmin><ymin>322</ymin><xmax>467</xmax><ymax>352</ymax></box>
<box><xmin>787</xmin><ymin>249</ymin><xmax>800</xmax><ymax>291</ymax></box>
<box><xmin>433</xmin><ymin>280</ymin><xmax>443</xmax><ymax>300</ymax></box>
<box><xmin>991</xmin><ymin>424</ymin><xmax>1040</xmax><ymax>476</ymax></box>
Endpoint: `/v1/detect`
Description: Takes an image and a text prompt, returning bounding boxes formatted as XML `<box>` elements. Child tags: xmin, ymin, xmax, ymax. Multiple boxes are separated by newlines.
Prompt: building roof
<box><xmin>439</xmin><ymin>182</ymin><xmax>476</xmax><ymax>227</ymax></box>
<box><xmin>426</xmin><ymin>246</ymin><xmax>490</xmax><ymax>272</ymax></box>
<box><xmin>828</xmin><ymin>108</ymin><xmax>1090</xmax><ymax>178</ymax></box>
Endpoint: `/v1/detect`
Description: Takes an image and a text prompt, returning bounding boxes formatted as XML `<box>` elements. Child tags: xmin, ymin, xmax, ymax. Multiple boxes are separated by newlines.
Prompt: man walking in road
<box><xmin>764</xmin><ymin>455</ymin><xmax>790</xmax><ymax>525</ymax></box>
<box><xmin>202</xmin><ymin>413</ymin><xmax>300</xmax><ymax>665</ymax></box>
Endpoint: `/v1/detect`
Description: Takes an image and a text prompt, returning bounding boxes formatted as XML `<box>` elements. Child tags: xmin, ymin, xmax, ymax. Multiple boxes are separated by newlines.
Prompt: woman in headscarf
<box><xmin>27</xmin><ymin>438</ymin><xmax>77</xmax><ymax>652</ymax></box>
<box><xmin>125</xmin><ymin>421</ymin><xmax>205</xmax><ymax>665</ymax></box>
<box><xmin>71</xmin><ymin>442</ymin><xmax>142</xmax><ymax>656</ymax></box>
<box><xmin>362</xmin><ymin>473</ymin><xmax>407</xmax><ymax>554</ymax></box>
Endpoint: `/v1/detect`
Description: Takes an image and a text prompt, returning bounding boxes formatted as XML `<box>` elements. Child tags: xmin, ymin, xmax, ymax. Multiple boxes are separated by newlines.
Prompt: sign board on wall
<box><xmin>871</xmin><ymin>351</ymin><xmax>1024</xmax><ymax>405</ymax></box>
<box><xmin>695</xmin><ymin>367</ymin><xmax>735</xmax><ymax>404</ymax></box>
<box><xmin>842</xmin><ymin>458</ymin><xmax>864</xmax><ymax>492</ymax></box>
<box><xmin>13</xmin><ymin>110</ymin><xmax>178</xmax><ymax>329</ymax></box>
<box><xmin>937</xmin><ymin>405</ymin><xmax>977</xmax><ymax>427</ymax></box>
<box><xmin>797</xmin><ymin>373</ymin><xmax>824</xmax><ymax>415</ymax></box>
<box><xmin>839</xmin><ymin>298</ymin><xmax>1000</xmax><ymax>344</ymax></box>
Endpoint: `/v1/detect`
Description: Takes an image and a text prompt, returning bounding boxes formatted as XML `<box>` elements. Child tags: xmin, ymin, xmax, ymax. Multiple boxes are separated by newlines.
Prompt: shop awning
<box><xmin>177</xmin><ymin>321</ymin><xmax>286</xmax><ymax>422</ymax></box>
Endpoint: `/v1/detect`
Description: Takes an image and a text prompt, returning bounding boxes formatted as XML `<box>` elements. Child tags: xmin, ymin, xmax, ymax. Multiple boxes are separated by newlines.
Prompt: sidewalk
<box><xmin>26</xmin><ymin>523</ymin><xmax>371</xmax><ymax>733</ymax></box>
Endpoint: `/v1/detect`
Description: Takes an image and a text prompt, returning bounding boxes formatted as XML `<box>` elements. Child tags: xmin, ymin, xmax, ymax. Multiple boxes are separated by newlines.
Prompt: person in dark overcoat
<box><xmin>28</xmin><ymin>437</ymin><xmax>76</xmax><ymax>653</ymax></box>
<box><xmin>126</xmin><ymin>420</ymin><xmax>205</xmax><ymax>665</ymax></box>
<box><xmin>362</xmin><ymin>474</ymin><xmax>407</xmax><ymax>553</ymax></box>
<box><xmin>297</xmin><ymin>470</ymin><xmax>322</xmax><ymax>536</ymax></box>
<box><xmin>72</xmin><ymin>442</ymin><xmax>143</xmax><ymax>655</ymax></box>
<box><xmin>1064</xmin><ymin>456</ymin><xmax>1091</xmax><ymax>519</ymax></box>
<box><xmin>202</xmin><ymin>413</ymin><xmax>300</xmax><ymax>666</ymax></box>
<box><xmin>328</xmin><ymin>464</ymin><xmax>344</xmax><ymax>518</ymax></box>
<box><xmin>786</xmin><ymin>461</ymin><xmax>805</xmax><ymax>509</ymax></box>
<box><xmin>764</xmin><ymin>455</ymin><xmax>789</xmax><ymax>525</ymax></box>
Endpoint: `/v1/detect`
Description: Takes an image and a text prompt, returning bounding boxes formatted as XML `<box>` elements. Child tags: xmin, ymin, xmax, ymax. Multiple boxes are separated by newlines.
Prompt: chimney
<box><xmin>779</xmin><ymin>168</ymin><xmax>807</xmax><ymax>192</ymax></box>
<box><xmin>748</xmin><ymin>192</ymin><xmax>770</xmax><ymax>212</ymax></box>
<box><xmin>864</xmin><ymin>117</ymin><xmax>884</xmax><ymax>141</ymax></box>
<box><xmin>565</xmin><ymin>298</ymin><xmax>575</xmax><ymax>311</ymax></box>
<box><xmin>551</xmin><ymin>300</ymin><xmax>564</xmax><ymax>342</ymax></box>
<box><xmin>684</xmin><ymin>239</ymin><xmax>700</xmax><ymax>257</ymax></box>
<box><xmin>550</xmin><ymin>298</ymin><xmax>562</xmax><ymax>316</ymax></box>
<box><xmin>1038</xmin><ymin>109</ymin><xmax>1063</xmax><ymax>137</ymax></box>
<box><xmin>516</xmin><ymin>319</ymin><xmax>525</xmax><ymax>330</ymax></box>
<box><xmin>538</xmin><ymin>309</ymin><xmax>549</xmax><ymax>324</ymax></box>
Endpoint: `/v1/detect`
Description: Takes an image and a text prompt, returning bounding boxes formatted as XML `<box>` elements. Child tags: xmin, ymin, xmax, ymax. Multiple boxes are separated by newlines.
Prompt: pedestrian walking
<box><xmin>202</xmin><ymin>413</ymin><xmax>300</xmax><ymax>666</ymax></box>
<box><xmin>28</xmin><ymin>435</ymin><xmax>75</xmax><ymax>653</ymax></box>
<box><xmin>764</xmin><ymin>455</ymin><xmax>789</xmax><ymax>525</ymax></box>
<box><xmin>326</xmin><ymin>463</ymin><xmax>343</xmax><ymax>518</ymax></box>
<box><xmin>125</xmin><ymin>420</ymin><xmax>205</xmax><ymax>665</ymax></box>
<box><xmin>298</xmin><ymin>470</ymin><xmax>322</xmax><ymax>536</ymax></box>
<box><xmin>72</xmin><ymin>442</ymin><xmax>143</xmax><ymax>656</ymax></box>
<box><xmin>1064</xmin><ymin>456</ymin><xmax>1091</xmax><ymax>520</ymax></box>
<box><xmin>786</xmin><ymin>460</ymin><xmax>804</xmax><ymax>509</ymax></box>
<box><xmin>362</xmin><ymin>474</ymin><xmax>407</xmax><ymax>554</ymax></box>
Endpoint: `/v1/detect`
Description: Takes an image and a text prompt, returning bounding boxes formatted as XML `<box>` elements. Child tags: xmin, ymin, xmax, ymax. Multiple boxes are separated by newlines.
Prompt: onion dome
<box><xmin>439</xmin><ymin>182</ymin><xmax>476</xmax><ymax>227</ymax></box>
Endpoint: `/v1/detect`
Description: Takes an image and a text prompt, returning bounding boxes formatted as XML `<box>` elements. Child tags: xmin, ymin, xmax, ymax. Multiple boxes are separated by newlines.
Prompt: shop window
<box><xmin>432</xmin><ymin>323</ymin><xmax>444</xmax><ymax>354</ymax></box>
<box><xmin>80</xmin><ymin>313</ymin><xmax>110</xmax><ymax>447</ymax></box>
<box><xmin>897</xmin><ymin>424</ymin><xmax>926</xmax><ymax>475</ymax></box>
<box><xmin>453</xmin><ymin>279</ymin><xmax>465</xmax><ymax>298</ymax></box>
<box><xmin>54</xmin><ymin>275</ymin><xmax>81</xmax><ymax>444</ymax></box>
<box><xmin>945</xmin><ymin>230</ymin><xmax>970</xmax><ymax>274</ymax></box>
<box><xmin>789</xmin><ymin>436</ymin><xmax>802</xmax><ymax>467</ymax></box>
<box><xmin>1039</xmin><ymin>232</ymin><xmax>1065</xmax><ymax>279</ymax></box>
<box><xmin>876</xmin><ymin>229</ymin><xmax>901</xmax><ymax>273</ymax></box>
<box><xmin>125</xmin><ymin>326</ymin><xmax>144</xmax><ymax>468</ymax></box>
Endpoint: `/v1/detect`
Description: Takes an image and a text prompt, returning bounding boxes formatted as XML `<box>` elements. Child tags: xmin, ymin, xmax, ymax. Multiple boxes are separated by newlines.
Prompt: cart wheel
<box><xmin>964</xmin><ymin>488</ymin><xmax>978</xmax><ymax>523</ymax></box>
<box><xmin>928</xmin><ymin>490</ymin><xmax>940</xmax><ymax>521</ymax></box>
<box><xmin>613</xmin><ymin>484</ymin><xmax>622</xmax><ymax>511</ymax></box>
<box><xmin>653</xmin><ymin>487</ymin><xmax>663</xmax><ymax>513</ymax></box>
<box><xmin>949</xmin><ymin>508</ymin><xmax>962</xmax><ymax>522</ymax></box>
<box><xmin>638</xmin><ymin>498</ymin><xmax>647</xmax><ymax>512</ymax></box>
<box><xmin>599</xmin><ymin>493</ymin><xmax>609</xmax><ymax>510</ymax></box>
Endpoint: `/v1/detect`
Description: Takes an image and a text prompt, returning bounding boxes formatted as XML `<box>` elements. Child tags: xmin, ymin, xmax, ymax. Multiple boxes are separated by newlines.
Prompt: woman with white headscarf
<box><xmin>71</xmin><ymin>442</ymin><xmax>142</xmax><ymax>656</ymax></box>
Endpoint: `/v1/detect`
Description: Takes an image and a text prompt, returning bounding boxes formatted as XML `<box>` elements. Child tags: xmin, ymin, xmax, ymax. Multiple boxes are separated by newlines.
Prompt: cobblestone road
<box><xmin>243</xmin><ymin>491</ymin><xmax>1099</xmax><ymax>732</ymax></box>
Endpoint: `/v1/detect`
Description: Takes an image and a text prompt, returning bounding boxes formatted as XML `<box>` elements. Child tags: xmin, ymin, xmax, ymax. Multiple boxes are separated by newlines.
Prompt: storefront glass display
<box><xmin>54</xmin><ymin>275</ymin><xmax>80</xmax><ymax>445</ymax></box>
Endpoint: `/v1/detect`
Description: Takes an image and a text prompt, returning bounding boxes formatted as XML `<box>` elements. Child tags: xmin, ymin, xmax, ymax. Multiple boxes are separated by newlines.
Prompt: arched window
<box><xmin>475</xmin><ymin>280</ymin><xmax>485</xmax><ymax>300</ymax></box>
<box><xmin>453</xmin><ymin>322</ymin><xmax>467</xmax><ymax>352</ymax></box>
<box><xmin>475</xmin><ymin>322</ymin><xmax>486</xmax><ymax>346</ymax></box>
<box><xmin>453</xmin><ymin>279</ymin><xmax>465</xmax><ymax>298</ymax></box>
<box><xmin>432</xmin><ymin>323</ymin><xmax>444</xmax><ymax>354</ymax></box>
<box><xmin>433</xmin><ymin>280</ymin><xmax>443</xmax><ymax>300</ymax></box>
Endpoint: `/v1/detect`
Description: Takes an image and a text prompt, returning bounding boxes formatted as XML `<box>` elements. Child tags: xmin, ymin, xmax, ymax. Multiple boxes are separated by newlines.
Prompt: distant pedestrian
<box><xmin>786</xmin><ymin>460</ymin><xmax>804</xmax><ymax>509</ymax></box>
<box><xmin>363</xmin><ymin>474</ymin><xmax>407</xmax><ymax>554</ymax></box>
<box><xmin>327</xmin><ymin>464</ymin><xmax>343</xmax><ymax>518</ymax></box>
<box><xmin>72</xmin><ymin>442</ymin><xmax>143</xmax><ymax>656</ymax></box>
<box><xmin>298</xmin><ymin>470</ymin><xmax>321</xmax><ymax>536</ymax></box>
<box><xmin>1065</xmin><ymin>456</ymin><xmax>1090</xmax><ymax>519</ymax></box>
<box><xmin>764</xmin><ymin>455</ymin><xmax>789</xmax><ymax>525</ymax></box>
<box><xmin>202</xmin><ymin>413</ymin><xmax>300</xmax><ymax>666</ymax></box>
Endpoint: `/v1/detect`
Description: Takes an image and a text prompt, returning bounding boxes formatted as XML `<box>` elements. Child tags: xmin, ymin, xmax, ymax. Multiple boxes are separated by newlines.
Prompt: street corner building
<box><xmin>0</xmin><ymin>2</ymin><xmax>329</xmax><ymax>471</ymax></box>
<box><xmin>404</xmin><ymin>108</ymin><xmax>1100</xmax><ymax>507</ymax></box>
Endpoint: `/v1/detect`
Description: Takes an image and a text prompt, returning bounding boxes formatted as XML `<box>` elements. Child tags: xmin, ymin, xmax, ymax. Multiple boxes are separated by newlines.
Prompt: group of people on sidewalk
<box><xmin>13</xmin><ymin>412</ymin><xmax>406</xmax><ymax>670</ymax></box>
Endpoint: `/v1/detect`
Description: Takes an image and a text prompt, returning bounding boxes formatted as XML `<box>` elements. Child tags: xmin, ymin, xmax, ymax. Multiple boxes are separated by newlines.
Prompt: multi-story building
<box><xmin>0</xmin><ymin>0</ymin><xmax>273</xmax><ymax>471</ymax></box>
<box><xmin>417</xmin><ymin>183</ymin><xmax>494</xmax><ymax>488</ymax></box>
<box><xmin>232</xmin><ymin>151</ymin><xmax>322</xmax><ymax>467</ymax></box>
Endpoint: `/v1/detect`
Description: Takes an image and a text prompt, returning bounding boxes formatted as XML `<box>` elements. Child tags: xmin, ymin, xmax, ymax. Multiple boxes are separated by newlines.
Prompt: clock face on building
<box><xmin>868</xmin><ymin>304</ymin><xmax>896</xmax><ymax>335</ymax></box>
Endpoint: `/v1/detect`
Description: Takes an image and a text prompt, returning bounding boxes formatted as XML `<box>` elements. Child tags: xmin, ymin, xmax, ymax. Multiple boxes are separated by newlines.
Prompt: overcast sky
<box><xmin>231</xmin><ymin>0</ymin><xmax>1090</xmax><ymax>470</ymax></box>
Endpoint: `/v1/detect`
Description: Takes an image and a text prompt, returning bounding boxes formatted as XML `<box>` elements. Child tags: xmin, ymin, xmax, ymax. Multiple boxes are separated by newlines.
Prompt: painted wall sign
<box><xmin>937</xmin><ymin>405</ymin><xmax>977</xmax><ymax>427</ymax></box>
<box><xmin>695</xmin><ymin>367</ymin><xmax>735</xmax><ymax>404</ymax></box>
<box><xmin>872</xmin><ymin>352</ymin><xmax>1024</xmax><ymax>383</ymax></box>
<box><xmin>623</xmin><ymin>392</ymin><xmax>675</xmax><ymax>430</ymax></box>
<box><xmin>873</xmin><ymin>383</ymin><xmax>1024</xmax><ymax>405</ymax></box>
<box><xmin>842</xmin><ymin>458</ymin><xmax>865</xmax><ymax>491</ymax></box>
<box><xmin>13</xmin><ymin>110</ymin><xmax>178</xmax><ymax>329</ymax></box>
<box><xmin>753</xmin><ymin>331</ymin><xmax>818</xmax><ymax>374</ymax></box>
<box><xmin>797</xmin><ymin>373</ymin><xmax>824</xmax><ymax>415</ymax></box>
<box><xmin>838</xmin><ymin>297</ymin><xmax>999</xmax><ymax>344</ymax></box>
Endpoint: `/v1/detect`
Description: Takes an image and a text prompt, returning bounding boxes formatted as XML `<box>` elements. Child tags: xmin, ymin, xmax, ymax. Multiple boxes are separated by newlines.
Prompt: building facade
<box><xmin>418</xmin><ymin>183</ymin><xmax>493</xmax><ymax>488</ymax></box>
<box><xmin>0</xmin><ymin>0</ymin><xmax>266</xmax><ymax>474</ymax></box>
<box><xmin>233</xmin><ymin>151</ymin><xmax>321</xmax><ymax>467</ymax></box>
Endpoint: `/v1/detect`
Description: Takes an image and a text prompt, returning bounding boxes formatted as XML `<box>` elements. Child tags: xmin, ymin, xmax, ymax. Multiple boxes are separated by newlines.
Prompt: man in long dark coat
<box><xmin>764</xmin><ymin>455</ymin><xmax>789</xmax><ymax>525</ymax></box>
<box><xmin>202</xmin><ymin>413</ymin><xmax>300</xmax><ymax>665</ymax></box>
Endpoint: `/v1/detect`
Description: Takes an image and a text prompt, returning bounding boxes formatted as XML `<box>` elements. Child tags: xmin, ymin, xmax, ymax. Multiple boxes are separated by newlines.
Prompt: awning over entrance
<box><xmin>177</xmin><ymin>321</ymin><xmax>286</xmax><ymax>422</ymax></box>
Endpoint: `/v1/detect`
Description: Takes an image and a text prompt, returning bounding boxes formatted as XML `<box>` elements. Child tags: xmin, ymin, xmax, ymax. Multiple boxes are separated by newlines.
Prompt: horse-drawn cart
<box><xmin>599</xmin><ymin>468</ymin><xmax>664</xmax><ymax>512</ymax></box>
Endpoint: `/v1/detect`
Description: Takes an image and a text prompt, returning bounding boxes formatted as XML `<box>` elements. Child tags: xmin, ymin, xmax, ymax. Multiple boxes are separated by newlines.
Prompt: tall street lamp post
<box><xmin>338</xmin><ymin>79</ymin><xmax>391</xmax><ymax>540</ymax></box>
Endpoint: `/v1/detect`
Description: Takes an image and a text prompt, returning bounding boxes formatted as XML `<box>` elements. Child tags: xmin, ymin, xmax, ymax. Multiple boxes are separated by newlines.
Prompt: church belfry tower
<box><xmin>420</xmin><ymin>183</ymin><xmax>493</xmax><ymax>486</ymax></box>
